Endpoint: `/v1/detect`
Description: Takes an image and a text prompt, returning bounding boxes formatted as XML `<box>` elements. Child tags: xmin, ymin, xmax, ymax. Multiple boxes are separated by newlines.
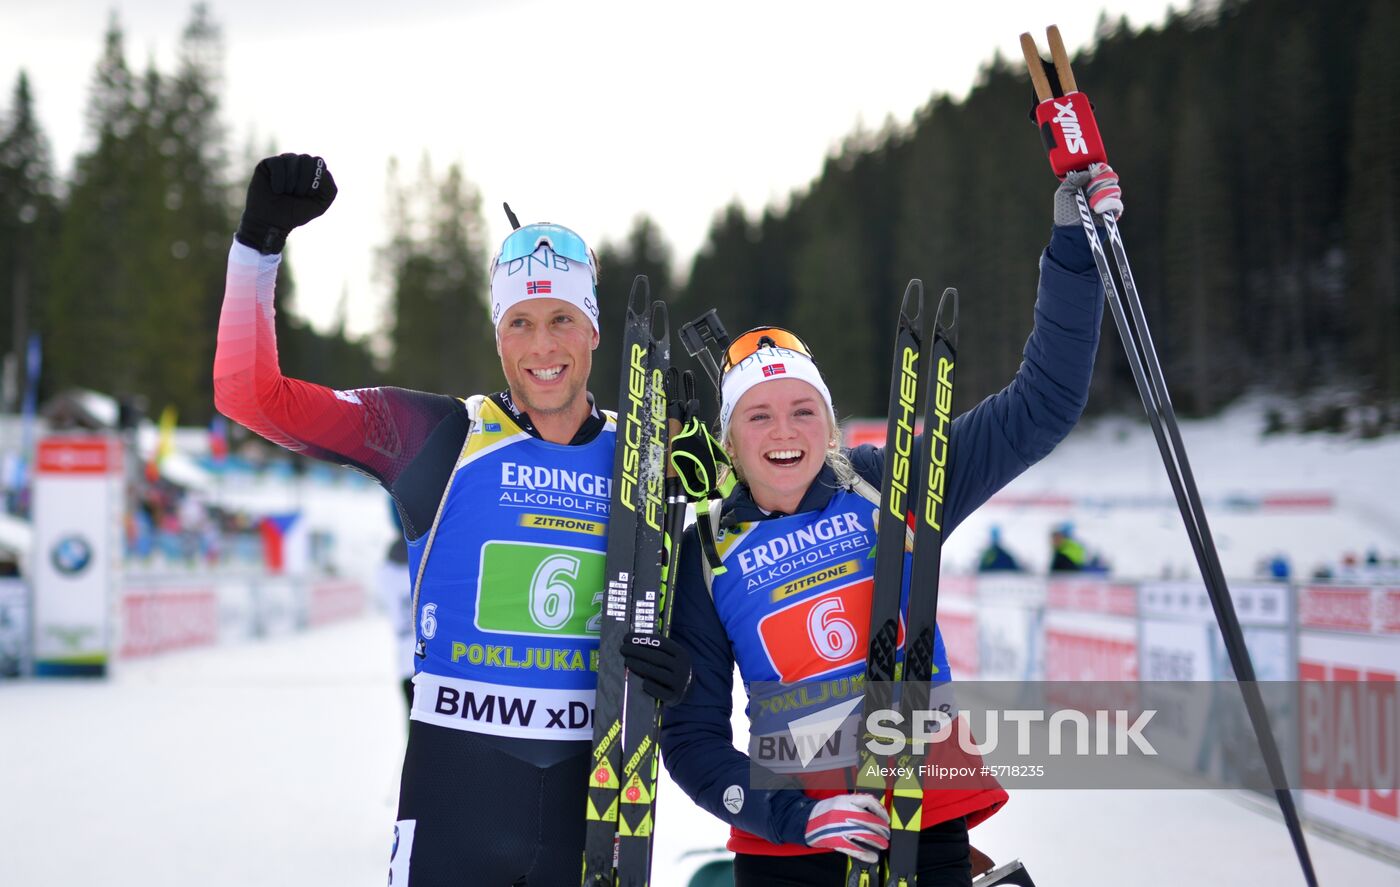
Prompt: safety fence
<box><xmin>943</xmin><ymin>573</ymin><xmax>1398</xmax><ymax>859</ymax></box>
<box><xmin>0</xmin><ymin>571</ymin><xmax>365</xmax><ymax>674</ymax></box>
<box><xmin>2</xmin><ymin>570</ymin><xmax>1394</xmax><ymax>857</ymax></box>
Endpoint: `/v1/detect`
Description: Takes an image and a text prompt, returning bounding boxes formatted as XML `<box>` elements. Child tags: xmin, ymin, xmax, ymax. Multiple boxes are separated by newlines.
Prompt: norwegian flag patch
<box><xmin>762</xmin><ymin>363</ymin><xmax>786</xmax><ymax>377</ymax></box>
<box><xmin>526</xmin><ymin>280</ymin><xmax>552</xmax><ymax>295</ymax></box>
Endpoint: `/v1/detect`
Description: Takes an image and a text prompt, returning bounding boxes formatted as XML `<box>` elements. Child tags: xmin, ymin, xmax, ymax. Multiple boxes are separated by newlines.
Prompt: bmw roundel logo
<box><xmin>51</xmin><ymin>535</ymin><xmax>93</xmax><ymax>576</ymax></box>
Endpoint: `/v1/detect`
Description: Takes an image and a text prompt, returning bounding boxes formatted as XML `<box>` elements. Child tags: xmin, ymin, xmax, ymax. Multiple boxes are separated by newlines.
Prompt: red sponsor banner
<box><xmin>940</xmin><ymin>574</ymin><xmax>976</xmax><ymax>600</ymax></box>
<box><xmin>37</xmin><ymin>437</ymin><xmax>120</xmax><ymax>475</ymax></box>
<box><xmin>1300</xmin><ymin>586</ymin><xmax>1400</xmax><ymax>635</ymax></box>
<box><xmin>120</xmin><ymin>590</ymin><xmax>219</xmax><ymax>657</ymax></box>
<box><xmin>1367</xmin><ymin>671</ymin><xmax>1399</xmax><ymax>819</ymax></box>
<box><xmin>1300</xmin><ymin>660</ymin><xmax>1398</xmax><ymax>820</ymax></box>
<box><xmin>1044</xmin><ymin>629</ymin><xmax>1138</xmax><ymax>682</ymax></box>
<box><xmin>1259</xmin><ymin>493</ymin><xmax>1334</xmax><ymax>509</ymax></box>
<box><xmin>1380</xmin><ymin>591</ymin><xmax>1400</xmax><ymax>634</ymax></box>
<box><xmin>1047</xmin><ymin>580</ymin><xmax>1138</xmax><ymax>618</ymax></box>
<box><xmin>939</xmin><ymin>610</ymin><xmax>978</xmax><ymax>677</ymax></box>
<box><xmin>307</xmin><ymin>580</ymin><xmax>365</xmax><ymax>627</ymax></box>
<box><xmin>842</xmin><ymin>420</ymin><xmax>924</xmax><ymax>450</ymax></box>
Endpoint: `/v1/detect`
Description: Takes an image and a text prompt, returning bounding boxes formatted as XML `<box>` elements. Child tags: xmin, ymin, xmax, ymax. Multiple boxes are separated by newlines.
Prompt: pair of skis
<box><xmin>845</xmin><ymin>283</ymin><xmax>972</xmax><ymax>887</ymax></box>
<box><xmin>583</xmin><ymin>277</ymin><xmax>696</xmax><ymax>887</ymax></box>
<box><xmin>1021</xmin><ymin>25</ymin><xmax>1317</xmax><ymax>887</ymax></box>
<box><xmin>846</xmin><ymin>285</ymin><xmax>1034</xmax><ymax>887</ymax></box>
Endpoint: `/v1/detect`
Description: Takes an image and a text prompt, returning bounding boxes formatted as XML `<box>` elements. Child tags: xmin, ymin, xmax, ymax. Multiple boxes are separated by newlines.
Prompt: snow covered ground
<box><xmin>937</xmin><ymin>400</ymin><xmax>1400</xmax><ymax>581</ymax></box>
<box><xmin>2</xmin><ymin>615</ymin><xmax>1395</xmax><ymax>886</ymax></box>
<box><xmin>5</xmin><ymin>405</ymin><xmax>1400</xmax><ymax>884</ymax></box>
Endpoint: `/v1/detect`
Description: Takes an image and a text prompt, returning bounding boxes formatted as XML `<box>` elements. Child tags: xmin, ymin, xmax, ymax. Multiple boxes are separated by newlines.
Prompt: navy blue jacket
<box><xmin>659</xmin><ymin>224</ymin><xmax>1105</xmax><ymax>847</ymax></box>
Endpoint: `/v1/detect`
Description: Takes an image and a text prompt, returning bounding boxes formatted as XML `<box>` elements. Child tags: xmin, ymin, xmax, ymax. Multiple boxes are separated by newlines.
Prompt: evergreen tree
<box><xmin>1163</xmin><ymin>59</ymin><xmax>1237</xmax><ymax>415</ymax></box>
<box><xmin>1345</xmin><ymin>0</ymin><xmax>1400</xmax><ymax>403</ymax></box>
<box><xmin>0</xmin><ymin>71</ymin><xmax>59</xmax><ymax>410</ymax></box>
<box><xmin>45</xmin><ymin>7</ymin><xmax>235</xmax><ymax>421</ymax></box>
<box><xmin>382</xmin><ymin>155</ymin><xmax>493</xmax><ymax>394</ymax></box>
<box><xmin>594</xmin><ymin>216</ymin><xmax>673</xmax><ymax>413</ymax></box>
<box><xmin>45</xmin><ymin>13</ymin><xmax>141</xmax><ymax>406</ymax></box>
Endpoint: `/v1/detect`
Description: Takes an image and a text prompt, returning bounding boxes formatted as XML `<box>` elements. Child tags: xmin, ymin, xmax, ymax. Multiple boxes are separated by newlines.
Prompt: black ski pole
<box><xmin>1022</xmin><ymin>26</ymin><xmax>1319</xmax><ymax>887</ymax></box>
<box><xmin>1101</xmin><ymin>212</ymin><xmax>1317</xmax><ymax>886</ymax></box>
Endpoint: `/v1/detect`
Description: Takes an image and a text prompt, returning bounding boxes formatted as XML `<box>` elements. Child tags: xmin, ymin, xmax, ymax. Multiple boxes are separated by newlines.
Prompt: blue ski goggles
<box><xmin>490</xmin><ymin>222</ymin><xmax>597</xmax><ymax>283</ymax></box>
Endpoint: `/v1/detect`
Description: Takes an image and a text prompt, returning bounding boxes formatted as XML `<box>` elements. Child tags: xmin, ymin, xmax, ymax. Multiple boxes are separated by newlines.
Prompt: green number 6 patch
<box><xmin>475</xmin><ymin>541</ymin><xmax>606</xmax><ymax>638</ymax></box>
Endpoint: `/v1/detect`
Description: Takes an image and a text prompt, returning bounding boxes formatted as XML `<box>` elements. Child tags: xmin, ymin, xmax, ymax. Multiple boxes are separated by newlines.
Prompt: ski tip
<box><xmin>899</xmin><ymin>279</ymin><xmax>924</xmax><ymax>326</ymax></box>
<box><xmin>935</xmin><ymin>287</ymin><xmax>959</xmax><ymax>338</ymax></box>
<box><xmin>628</xmin><ymin>275</ymin><xmax>651</xmax><ymax>317</ymax></box>
<box><xmin>649</xmin><ymin>299</ymin><xmax>670</xmax><ymax>344</ymax></box>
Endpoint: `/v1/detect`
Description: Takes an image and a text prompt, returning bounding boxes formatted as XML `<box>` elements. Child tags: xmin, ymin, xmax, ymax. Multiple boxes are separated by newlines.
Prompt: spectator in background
<box><xmin>379</xmin><ymin>504</ymin><xmax>415</xmax><ymax>713</ymax></box>
<box><xmin>1049</xmin><ymin>522</ymin><xmax>1087</xmax><ymax>573</ymax></box>
<box><xmin>977</xmin><ymin>525</ymin><xmax>1023</xmax><ymax>573</ymax></box>
<box><xmin>1268</xmin><ymin>554</ymin><xmax>1291</xmax><ymax>581</ymax></box>
<box><xmin>1337</xmin><ymin>552</ymin><xmax>1362</xmax><ymax>583</ymax></box>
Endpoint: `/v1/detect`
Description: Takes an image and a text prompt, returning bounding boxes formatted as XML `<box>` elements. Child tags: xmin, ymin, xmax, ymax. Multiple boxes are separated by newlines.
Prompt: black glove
<box><xmin>235</xmin><ymin>153</ymin><xmax>338</xmax><ymax>255</ymax></box>
<box><xmin>620</xmin><ymin>632</ymin><xmax>692</xmax><ymax>705</ymax></box>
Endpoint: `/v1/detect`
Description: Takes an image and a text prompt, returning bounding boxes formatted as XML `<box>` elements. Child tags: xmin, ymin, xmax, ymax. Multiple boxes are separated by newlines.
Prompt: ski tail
<box><xmin>583</xmin><ymin>278</ymin><xmax>655</xmax><ymax>886</ymax></box>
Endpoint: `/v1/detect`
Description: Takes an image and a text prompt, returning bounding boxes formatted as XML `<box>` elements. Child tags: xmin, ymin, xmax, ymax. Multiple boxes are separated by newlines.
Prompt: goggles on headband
<box><xmin>490</xmin><ymin>222</ymin><xmax>597</xmax><ymax>283</ymax></box>
<box><xmin>721</xmin><ymin>326</ymin><xmax>814</xmax><ymax>376</ymax></box>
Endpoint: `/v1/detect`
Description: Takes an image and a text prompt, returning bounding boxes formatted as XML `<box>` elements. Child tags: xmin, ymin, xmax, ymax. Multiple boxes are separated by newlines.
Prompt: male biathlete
<box><xmin>214</xmin><ymin>154</ymin><xmax>691</xmax><ymax>886</ymax></box>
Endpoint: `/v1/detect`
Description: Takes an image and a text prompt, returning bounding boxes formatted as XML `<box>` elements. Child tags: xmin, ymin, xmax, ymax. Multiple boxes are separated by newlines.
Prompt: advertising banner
<box><xmin>32</xmin><ymin>436</ymin><xmax>123</xmax><ymax>676</ymax></box>
<box><xmin>1299</xmin><ymin>629</ymin><xmax>1400</xmax><ymax>853</ymax></box>
<box><xmin>976</xmin><ymin>574</ymin><xmax>1045</xmax><ymax>682</ymax></box>
<box><xmin>117</xmin><ymin>585</ymin><xmax>220</xmax><ymax>657</ymax></box>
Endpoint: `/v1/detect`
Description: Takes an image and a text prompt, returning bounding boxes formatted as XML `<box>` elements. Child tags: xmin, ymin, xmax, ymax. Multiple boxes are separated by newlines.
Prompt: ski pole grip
<box><xmin>1020</xmin><ymin>33</ymin><xmax>1052</xmax><ymax>101</ymax></box>
<box><xmin>1046</xmin><ymin>25</ymin><xmax>1077</xmax><ymax>92</ymax></box>
<box><xmin>1035</xmin><ymin>92</ymin><xmax>1108</xmax><ymax>176</ymax></box>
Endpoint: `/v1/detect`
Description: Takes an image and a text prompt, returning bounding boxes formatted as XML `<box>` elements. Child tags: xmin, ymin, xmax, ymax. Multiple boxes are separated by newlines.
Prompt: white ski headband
<box><xmin>489</xmin><ymin>222</ymin><xmax>600</xmax><ymax>334</ymax></box>
<box><xmin>719</xmin><ymin>346</ymin><xmax>835</xmax><ymax>443</ymax></box>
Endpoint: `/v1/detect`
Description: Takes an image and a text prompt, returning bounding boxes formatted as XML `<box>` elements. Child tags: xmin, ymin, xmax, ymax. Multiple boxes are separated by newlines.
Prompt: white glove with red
<box><xmin>1055</xmin><ymin>161</ymin><xmax>1124</xmax><ymax>224</ymax></box>
<box><xmin>803</xmin><ymin>793</ymin><xmax>891</xmax><ymax>864</ymax></box>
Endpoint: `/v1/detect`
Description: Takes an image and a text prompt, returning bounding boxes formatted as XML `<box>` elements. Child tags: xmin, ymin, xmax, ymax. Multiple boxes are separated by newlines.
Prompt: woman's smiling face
<box><xmin>728</xmin><ymin>377</ymin><xmax>834</xmax><ymax>514</ymax></box>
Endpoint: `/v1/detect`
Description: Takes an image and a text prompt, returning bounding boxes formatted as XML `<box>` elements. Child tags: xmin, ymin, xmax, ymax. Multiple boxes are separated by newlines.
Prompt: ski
<box><xmin>884</xmin><ymin>287</ymin><xmax>959</xmax><ymax>887</ymax></box>
<box><xmin>613</xmin><ymin>311</ymin><xmax>678</xmax><ymax>885</ymax></box>
<box><xmin>847</xmin><ymin>281</ymin><xmax>926</xmax><ymax>887</ymax></box>
<box><xmin>583</xmin><ymin>278</ymin><xmax>663</xmax><ymax>886</ymax></box>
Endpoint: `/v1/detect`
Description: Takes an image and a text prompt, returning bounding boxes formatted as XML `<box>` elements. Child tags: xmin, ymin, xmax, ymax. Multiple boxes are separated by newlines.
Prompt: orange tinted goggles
<box><xmin>721</xmin><ymin>327</ymin><xmax>814</xmax><ymax>375</ymax></box>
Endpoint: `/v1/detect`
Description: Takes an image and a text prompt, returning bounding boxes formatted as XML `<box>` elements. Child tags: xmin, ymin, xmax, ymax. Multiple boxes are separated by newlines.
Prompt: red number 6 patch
<box><xmin>757</xmin><ymin>579</ymin><xmax>903</xmax><ymax>682</ymax></box>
